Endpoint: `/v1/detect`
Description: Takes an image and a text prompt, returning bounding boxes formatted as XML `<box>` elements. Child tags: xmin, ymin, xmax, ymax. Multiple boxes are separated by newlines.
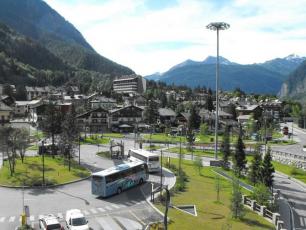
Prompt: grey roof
<box><xmin>158</xmin><ymin>108</ymin><xmax>176</xmax><ymax>117</ymax></box>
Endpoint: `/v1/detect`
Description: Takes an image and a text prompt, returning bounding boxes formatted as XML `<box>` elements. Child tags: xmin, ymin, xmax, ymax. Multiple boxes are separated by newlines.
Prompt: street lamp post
<box><xmin>41</xmin><ymin>140</ymin><xmax>45</xmax><ymax>186</ymax></box>
<box><xmin>206</xmin><ymin>22</ymin><xmax>230</xmax><ymax>159</ymax></box>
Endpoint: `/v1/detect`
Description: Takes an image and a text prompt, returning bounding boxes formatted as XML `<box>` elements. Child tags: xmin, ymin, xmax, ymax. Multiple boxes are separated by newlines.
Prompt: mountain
<box><xmin>145</xmin><ymin>55</ymin><xmax>305</xmax><ymax>94</ymax></box>
<box><xmin>279</xmin><ymin>60</ymin><xmax>306</xmax><ymax>101</ymax></box>
<box><xmin>0</xmin><ymin>23</ymin><xmax>115</xmax><ymax>93</ymax></box>
<box><xmin>0</xmin><ymin>0</ymin><xmax>133</xmax><ymax>78</ymax></box>
<box><xmin>258</xmin><ymin>54</ymin><xmax>306</xmax><ymax>80</ymax></box>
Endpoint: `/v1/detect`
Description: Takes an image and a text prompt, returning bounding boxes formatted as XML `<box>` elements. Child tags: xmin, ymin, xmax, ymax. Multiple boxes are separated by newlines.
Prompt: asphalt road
<box><xmin>0</xmin><ymin>141</ymin><xmax>164</xmax><ymax>230</ymax></box>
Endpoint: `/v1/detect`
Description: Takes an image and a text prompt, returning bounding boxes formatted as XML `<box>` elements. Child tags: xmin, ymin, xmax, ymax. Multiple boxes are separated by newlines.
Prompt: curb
<box><xmin>275</xmin><ymin>170</ymin><xmax>306</xmax><ymax>192</ymax></box>
<box><xmin>142</xmin><ymin>167</ymin><xmax>176</xmax><ymax>221</ymax></box>
<box><xmin>0</xmin><ymin>175</ymin><xmax>91</xmax><ymax>189</ymax></box>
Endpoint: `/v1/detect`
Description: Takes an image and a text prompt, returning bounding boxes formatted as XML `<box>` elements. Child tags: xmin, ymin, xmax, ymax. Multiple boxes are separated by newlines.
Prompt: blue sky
<box><xmin>44</xmin><ymin>0</ymin><xmax>306</xmax><ymax>75</ymax></box>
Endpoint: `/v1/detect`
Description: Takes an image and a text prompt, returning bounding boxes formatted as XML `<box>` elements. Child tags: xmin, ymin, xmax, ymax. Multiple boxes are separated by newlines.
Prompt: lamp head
<box><xmin>206</xmin><ymin>22</ymin><xmax>230</xmax><ymax>31</ymax></box>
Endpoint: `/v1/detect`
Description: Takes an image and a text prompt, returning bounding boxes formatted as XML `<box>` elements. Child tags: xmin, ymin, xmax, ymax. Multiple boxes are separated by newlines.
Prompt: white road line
<box><xmin>131</xmin><ymin>200</ymin><xmax>138</xmax><ymax>204</ymax></box>
<box><xmin>0</xmin><ymin>217</ymin><xmax>5</xmax><ymax>222</ymax></box>
<box><xmin>105</xmin><ymin>206</ymin><xmax>113</xmax><ymax>211</ymax></box>
<box><xmin>300</xmin><ymin>216</ymin><xmax>304</xmax><ymax>226</ymax></box>
<box><xmin>125</xmin><ymin>202</ymin><xmax>133</xmax><ymax>206</ymax></box>
<box><xmin>57</xmin><ymin>213</ymin><xmax>63</xmax><ymax>219</ymax></box>
<box><xmin>29</xmin><ymin>215</ymin><xmax>35</xmax><ymax>221</ymax></box>
<box><xmin>90</xmin><ymin>209</ymin><xmax>97</xmax><ymax>214</ymax></box>
<box><xmin>111</xmin><ymin>204</ymin><xmax>120</xmax><ymax>209</ymax></box>
<box><xmin>129</xmin><ymin>211</ymin><xmax>145</xmax><ymax>226</ymax></box>
<box><xmin>119</xmin><ymin>204</ymin><xmax>126</xmax><ymax>208</ymax></box>
<box><xmin>96</xmin><ymin>216</ymin><xmax>121</xmax><ymax>230</ymax></box>
<box><xmin>8</xmin><ymin>216</ymin><xmax>15</xmax><ymax>222</ymax></box>
<box><xmin>83</xmin><ymin>210</ymin><xmax>90</xmax><ymax>215</ymax></box>
<box><xmin>115</xmin><ymin>216</ymin><xmax>143</xmax><ymax>230</ymax></box>
<box><xmin>31</xmin><ymin>222</ymin><xmax>35</xmax><ymax>228</ymax></box>
<box><xmin>98</xmin><ymin>207</ymin><xmax>105</xmax><ymax>212</ymax></box>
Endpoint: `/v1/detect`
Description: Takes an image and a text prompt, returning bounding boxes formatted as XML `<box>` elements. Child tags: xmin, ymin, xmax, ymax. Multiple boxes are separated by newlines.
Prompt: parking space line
<box><xmin>83</xmin><ymin>210</ymin><xmax>90</xmax><ymax>215</ymax></box>
<box><xmin>90</xmin><ymin>208</ymin><xmax>97</xmax><ymax>214</ymax></box>
<box><xmin>111</xmin><ymin>204</ymin><xmax>120</xmax><ymax>209</ymax></box>
<box><xmin>98</xmin><ymin>207</ymin><xmax>105</xmax><ymax>212</ymax></box>
<box><xmin>8</xmin><ymin>216</ymin><xmax>15</xmax><ymax>222</ymax></box>
<box><xmin>105</xmin><ymin>206</ymin><xmax>113</xmax><ymax>211</ymax></box>
<box><xmin>129</xmin><ymin>210</ymin><xmax>145</xmax><ymax>226</ymax></box>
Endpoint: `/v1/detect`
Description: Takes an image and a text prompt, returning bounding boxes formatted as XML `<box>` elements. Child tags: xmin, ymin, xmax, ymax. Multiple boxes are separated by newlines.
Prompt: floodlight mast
<box><xmin>206</xmin><ymin>22</ymin><xmax>230</xmax><ymax>160</ymax></box>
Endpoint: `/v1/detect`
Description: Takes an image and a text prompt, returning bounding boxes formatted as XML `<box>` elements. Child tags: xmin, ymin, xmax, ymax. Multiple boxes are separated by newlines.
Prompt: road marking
<box><xmin>31</xmin><ymin>222</ymin><xmax>35</xmax><ymax>228</ymax></box>
<box><xmin>57</xmin><ymin>213</ymin><xmax>63</xmax><ymax>219</ymax></box>
<box><xmin>8</xmin><ymin>216</ymin><xmax>15</xmax><ymax>222</ymax></box>
<box><xmin>129</xmin><ymin>211</ymin><xmax>145</xmax><ymax>226</ymax></box>
<box><xmin>0</xmin><ymin>217</ymin><xmax>5</xmax><ymax>222</ymax></box>
<box><xmin>125</xmin><ymin>202</ymin><xmax>133</xmax><ymax>206</ymax></box>
<box><xmin>115</xmin><ymin>216</ymin><xmax>143</xmax><ymax>230</ymax></box>
<box><xmin>29</xmin><ymin>215</ymin><xmax>35</xmax><ymax>221</ymax></box>
<box><xmin>105</xmin><ymin>206</ymin><xmax>113</xmax><ymax>211</ymax></box>
<box><xmin>119</xmin><ymin>204</ymin><xmax>126</xmax><ymax>208</ymax></box>
<box><xmin>98</xmin><ymin>207</ymin><xmax>105</xmax><ymax>212</ymax></box>
<box><xmin>131</xmin><ymin>200</ymin><xmax>138</xmax><ymax>204</ymax></box>
<box><xmin>90</xmin><ymin>208</ymin><xmax>97</xmax><ymax>214</ymax></box>
<box><xmin>300</xmin><ymin>217</ymin><xmax>304</xmax><ymax>226</ymax></box>
<box><xmin>83</xmin><ymin>210</ymin><xmax>90</xmax><ymax>215</ymax></box>
<box><xmin>96</xmin><ymin>216</ymin><xmax>121</xmax><ymax>230</ymax></box>
<box><xmin>38</xmin><ymin>215</ymin><xmax>44</xmax><ymax>220</ymax></box>
<box><xmin>111</xmin><ymin>204</ymin><xmax>120</xmax><ymax>209</ymax></box>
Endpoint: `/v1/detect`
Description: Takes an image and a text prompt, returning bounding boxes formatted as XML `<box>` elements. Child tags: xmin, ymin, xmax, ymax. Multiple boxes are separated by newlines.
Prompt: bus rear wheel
<box><xmin>117</xmin><ymin>187</ymin><xmax>122</xmax><ymax>194</ymax></box>
<box><xmin>139</xmin><ymin>178</ymin><xmax>143</xmax><ymax>185</ymax></box>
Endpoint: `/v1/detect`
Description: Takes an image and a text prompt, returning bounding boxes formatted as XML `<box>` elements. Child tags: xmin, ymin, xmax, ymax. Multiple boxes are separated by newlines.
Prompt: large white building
<box><xmin>112</xmin><ymin>75</ymin><xmax>146</xmax><ymax>94</ymax></box>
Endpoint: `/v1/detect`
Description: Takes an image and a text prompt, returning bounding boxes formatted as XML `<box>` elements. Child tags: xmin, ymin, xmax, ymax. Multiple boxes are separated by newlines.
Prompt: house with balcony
<box><xmin>76</xmin><ymin>107</ymin><xmax>109</xmax><ymax>133</ymax></box>
<box><xmin>109</xmin><ymin>105</ymin><xmax>143</xmax><ymax>132</ymax></box>
<box><xmin>0</xmin><ymin>101</ymin><xmax>13</xmax><ymax>125</ymax></box>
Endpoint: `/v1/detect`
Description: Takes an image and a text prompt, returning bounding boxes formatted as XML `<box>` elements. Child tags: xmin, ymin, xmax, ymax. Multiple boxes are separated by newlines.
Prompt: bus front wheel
<box><xmin>117</xmin><ymin>187</ymin><xmax>122</xmax><ymax>194</ymax></box>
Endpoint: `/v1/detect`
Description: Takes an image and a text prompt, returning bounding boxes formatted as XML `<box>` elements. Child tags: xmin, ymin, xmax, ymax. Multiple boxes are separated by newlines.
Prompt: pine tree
<box><xmin>230</xmin><ymin>178</ymin><xmax>244</xmax><ymax>219</ymax></box>
<box><xmin>221</xmin><ymin>125</ymin><xmax>230</xmax><ymax>169</ymax></box>
<box><xmin>248</xmin><ymin>144</ymin><xmax>262</xmax><ymax>185</ymax></box>
<box><xmin>233</xmin><ymin>127</ymin><xmax>247</xmax><ymax>177</ymax></box>
<box><xmin>261</xmin><ymin>146</ymin><xmax>275</xmax><ymax>189</ymax></box>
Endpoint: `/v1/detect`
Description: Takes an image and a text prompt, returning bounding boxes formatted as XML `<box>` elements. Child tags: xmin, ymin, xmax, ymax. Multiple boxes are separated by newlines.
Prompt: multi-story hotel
<box><xmin>112</xmin><ymin>75</ymin><xmax>146</xmax><ymax>94</ymax></box>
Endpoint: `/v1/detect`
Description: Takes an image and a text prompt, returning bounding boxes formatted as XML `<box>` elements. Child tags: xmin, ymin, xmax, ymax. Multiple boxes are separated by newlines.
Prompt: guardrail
<box><xmin>242</xmin><ymin>194</ymin><xmax>286</xmax><ymax>230</ymax></box>
<box><xmin>271</xmin><ymin>150</ymin><xmax>306</xmax><ymax>170</ymax></box>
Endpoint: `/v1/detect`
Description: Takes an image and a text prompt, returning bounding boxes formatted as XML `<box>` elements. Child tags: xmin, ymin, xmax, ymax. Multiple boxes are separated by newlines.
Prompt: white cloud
<box><xmin>44</xmin><ymin>0</ymin><xmax>306</xmax><ymax>75</ymax></box>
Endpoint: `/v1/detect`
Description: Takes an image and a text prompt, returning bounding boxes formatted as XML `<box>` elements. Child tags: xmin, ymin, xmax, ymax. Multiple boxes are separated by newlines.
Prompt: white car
<box><xmin>39</xmin><ymin>214</ymin><xmax>63</xmax><ymax>230</ymax></box>
<box><xmin>65</xmin><ymin>209</ymin><xmax>89</xmax><ymax>230</ymax></box>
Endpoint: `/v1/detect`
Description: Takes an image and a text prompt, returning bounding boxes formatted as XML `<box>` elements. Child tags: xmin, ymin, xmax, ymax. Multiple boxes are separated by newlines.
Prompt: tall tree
<box><xmin>143</xmin><ymin>99</ymin><xmax>158</xmax><ymax>126</ymax></box>
<box><xmin>188</xmin><ymin>105</ymin><xmax>200</xmax><ymax>130</ymax></box>
<box><xmin>40</xmin><ymin>101</ymin><xmax>63</xmax><ymax>156</ymax></box>
<box><xmin>233</xmin><ymin>127</ymin><xmax>247</xmax><ymax>177</ymax></box>
<box><xmin>15</xmin><ymin>128</ymin><xmax>30</xmax><ymax>163</ymax></box>
<box><xmin>230</xmin><ymin>178</ymin><xmax>244</xmax><ymax>219</ymax></box>
<box><xmin>248</xmin><ymin>144</ymin><xmax>262</xmax><ymax>185</ymax></box>
<box><xmin>60</xmin><ymin>105</ymin><xmax>79</xmax><ymax>171</ymax></box>
<box><xmin>261</xmin><ymin>146</ymin><xmax>275</xmax><ymax>189</ymax></box>
<box><xmin>221</xmin><ymin>125</ymin><xmax>231</xmax><ymax>169</ymax></box>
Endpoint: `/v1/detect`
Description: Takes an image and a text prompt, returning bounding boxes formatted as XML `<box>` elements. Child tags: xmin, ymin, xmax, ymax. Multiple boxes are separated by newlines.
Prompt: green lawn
<box><xmin>143</xmin><ymin>134</ymin><xmax>187</xmax><ymax>143</ymax></box>
<box><xmin>81</xmin><ymin>135</ymin><xmax>110</xmax><ymax>145</ymax></box>
<box><xmin>145</xmin><ymin>144</ymin><xmax>163</xmax><ymax>151</ymax></box>
<box><xmin>272</xmin><ymin>161</ymin><xmax>306</xmax><ymax>184</ymax></box>
<box><xmin>0</xmin><ymin>156</ymin><xmax>90</xmax><ymax>186</ymax></box>
<box><xmin>155</xmin><ymin>159</ymin><xmax>274</xmax><ymax>230</ymax></box>
<box><xmin>97</xmin><ymin>151</ymin><xmax>111</xmax><ymax>159</ymax></box>
<box><xmin>167</xmin><ymin>147</ymin><xmax>221</xmax><ymax>158</ymax></box>
<box><xmin>102</xmin><ymin>133</ymin><xmax>124</xmax><ymax>138</ymax></box>
<box><xmin>26</xmin><ymin>144</ymin><xmax>38</xmax><ymax>151</ymax></box>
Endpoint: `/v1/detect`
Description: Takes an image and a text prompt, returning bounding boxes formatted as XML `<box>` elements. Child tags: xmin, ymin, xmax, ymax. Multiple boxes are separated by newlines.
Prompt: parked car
<box><xmin>65</xmin><ymin>209</ymin><xmax>89</xmax><ymax>230</ymax></box>
<box><xmin>39</xmin><ymin>214</ymin><xmax>63</xmax><ymax>230</ymax></box>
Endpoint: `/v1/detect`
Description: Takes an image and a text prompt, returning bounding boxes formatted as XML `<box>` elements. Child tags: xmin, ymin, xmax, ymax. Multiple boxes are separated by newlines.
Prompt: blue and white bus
<box><xmin>91</xmin><ymin>161</ymin><xmax>149</xmax><ymax>197</ymax></box>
